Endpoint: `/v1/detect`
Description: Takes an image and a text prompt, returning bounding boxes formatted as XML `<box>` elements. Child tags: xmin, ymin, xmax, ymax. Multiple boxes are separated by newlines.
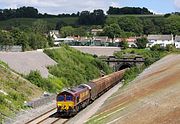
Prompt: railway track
<box><xmin>25</xmin><ymin>107</ymin><xmax>68</xmax><ymax>124</ymax></box>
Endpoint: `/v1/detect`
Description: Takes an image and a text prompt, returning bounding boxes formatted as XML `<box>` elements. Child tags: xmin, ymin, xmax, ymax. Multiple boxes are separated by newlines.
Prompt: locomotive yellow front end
<box><xmin>57</xmin><ymin>91</ymin><xmax>76</xmax><ymax>116</ymax></box>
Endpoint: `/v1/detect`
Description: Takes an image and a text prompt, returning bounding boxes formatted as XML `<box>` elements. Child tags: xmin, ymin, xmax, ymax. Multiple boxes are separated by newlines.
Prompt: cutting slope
<box><xmin>87</xmin><ymin>54</ymin><xmax>180</xmax><ymax>124</ymax></box>
<box><xmin>0</xmin><ymin>62</ymin><xmax>43</xmax><ymax>123</ymax></box>
<box><xmin>0</xmin><ymin>51</ymin><xmax>57</xmax><ymax>77</ymax></box>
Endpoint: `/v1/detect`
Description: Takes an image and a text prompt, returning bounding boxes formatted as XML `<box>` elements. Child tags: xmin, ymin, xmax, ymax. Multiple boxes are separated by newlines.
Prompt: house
<box><xmin>175</xmin><ymin>35</ymin><xmax>180</xmax><ymax>48</ymax></box>
<box><xmin>147</xmin><ymin>35</ymin><xmax>174</xmax><ymax>47</ymax></box>
<box><xmin>79</xmin><ymin>37</ymin><xmax>92</xmax><ymax>46</ymax></box>
<box><xmin>93</xmin><ymin>36</ymin><xmax>108</xmax><ymax>46</ymax></box>
<box><xmin>91</xmin><ymin>29</ymin><xmax>103</xmax><ymax>36</ymax></box>
<box><xmin>126</xmin><ymin>37</ymin><xmax>138</xmax><ymax>48</ymax></box>
<box><xmin>54</xmin><ymin>37</ymin><xmax>74</xmax><ymax>45</ymax></box>
<box><xmin>49</xmin><ymin>30</ymin><xmax>61</xmax><ymax>41</ymax></box>
<box><xmin>114</xmin><ymin>37</ymin><xmax>139</xmax><ymax>47</ymax></box>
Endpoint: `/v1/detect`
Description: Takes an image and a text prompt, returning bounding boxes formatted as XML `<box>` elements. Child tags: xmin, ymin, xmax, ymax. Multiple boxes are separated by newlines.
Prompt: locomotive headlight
<box><xmin>58</xmin><ymin>103</ymin><xmax>62</xmax><ymax>106</ymax></box>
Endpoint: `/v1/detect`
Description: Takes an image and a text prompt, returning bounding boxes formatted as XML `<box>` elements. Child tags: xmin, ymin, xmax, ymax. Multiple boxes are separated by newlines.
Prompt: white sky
<box><xmin>0</xmin><ymin>0</ymin><xmax>179</xmax><ymax>14</ymax></box>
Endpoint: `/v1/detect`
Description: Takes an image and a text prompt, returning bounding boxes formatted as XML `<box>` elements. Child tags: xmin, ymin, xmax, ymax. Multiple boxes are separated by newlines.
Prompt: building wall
<box><xmin>147</xmin><ymin>39</ymin><xmax>174</xmax><ymax>47</ymax></box>
<box><xmin>175</xmin><ymin>41</ymin><xmax>180</xmax><ymax>48</ymax></box>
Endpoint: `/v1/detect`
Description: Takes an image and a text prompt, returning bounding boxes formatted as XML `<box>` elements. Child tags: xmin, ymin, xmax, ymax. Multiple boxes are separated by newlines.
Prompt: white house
<box><xmin>54</xmin><ymin>37</ymin><xmax>74</xmax><ymax>45</ymax></box>
<box><xmin>175</xmin><ymin>36</ymin><xmax>180</xmax><ymax>48</ymax></box>
<box><xmin>49</xmin><ymin>30</ymin><xmax>61</xmax><ymax>41</ymax></box>
<box><xmin>147</xmin><ymin>35</ymin><xmax>174</xmax><ymax>47</ymax></box>
<box><xmin>49</xmin><ymin>30</ymin><xmax>75</xmax><ymax>45</ymax></box>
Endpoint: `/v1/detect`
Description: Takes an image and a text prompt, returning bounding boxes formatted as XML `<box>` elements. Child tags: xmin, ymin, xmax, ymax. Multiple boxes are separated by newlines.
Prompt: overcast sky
<box><xmin>0</xmin><ymin>0</ymin><xmax>179</xmax><ymax>14</ymax></box>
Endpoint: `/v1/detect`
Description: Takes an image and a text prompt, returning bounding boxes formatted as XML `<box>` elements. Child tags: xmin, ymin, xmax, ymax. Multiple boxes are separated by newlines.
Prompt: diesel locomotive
<box><xmin>56</xmin><ymin>69</ymin><xmax>126</xmax><ymax>116</ymax></box>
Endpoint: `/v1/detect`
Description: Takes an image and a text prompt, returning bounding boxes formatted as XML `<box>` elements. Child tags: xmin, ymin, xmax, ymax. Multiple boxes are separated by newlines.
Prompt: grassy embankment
<box><xmin>0</xmin><ymin>61</ymin><xmax>43</xmax><ymax>123</ymax></box>
<box><xmin>26</xmin><ymin>45</ymin><xmax>112</xmax><ymax>93</ymax></box>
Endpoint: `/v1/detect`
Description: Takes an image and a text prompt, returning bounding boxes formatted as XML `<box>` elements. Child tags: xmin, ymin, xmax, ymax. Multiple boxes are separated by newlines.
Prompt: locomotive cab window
<box><xmin>57</xmin><ymin>95</ymin><xmax>64</xmax><ymax>101</ymax></box>
<box><xmin>66</xmin><ymin>95</ymin><xmax>73</xmax><ymax>101</ymax></box>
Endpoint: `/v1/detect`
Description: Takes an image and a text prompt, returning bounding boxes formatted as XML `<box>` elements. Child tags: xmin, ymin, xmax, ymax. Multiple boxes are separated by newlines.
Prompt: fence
<box><xmin>0</xmin><ymin>45</ymin><xmax>22</xmax><ymax>52</ymax></box>
<box><xmin>26</xmin><ymin>94</ymin><xmax>56</xmax><ymax>108</ymax></box>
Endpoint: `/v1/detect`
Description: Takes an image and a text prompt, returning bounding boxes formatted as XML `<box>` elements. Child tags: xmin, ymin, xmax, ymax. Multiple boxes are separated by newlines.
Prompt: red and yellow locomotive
<box><xmin>56</xmin><ymin>69</ymin><xmax>126</xmax><ymax>116</ymax></box>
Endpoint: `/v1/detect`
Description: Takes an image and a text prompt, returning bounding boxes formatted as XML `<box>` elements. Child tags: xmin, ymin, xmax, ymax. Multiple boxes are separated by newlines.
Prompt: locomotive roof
<box><xmin>59</xmin><ymin>85</ymin><xmax>88</xmax><ymax>96</ymax></box>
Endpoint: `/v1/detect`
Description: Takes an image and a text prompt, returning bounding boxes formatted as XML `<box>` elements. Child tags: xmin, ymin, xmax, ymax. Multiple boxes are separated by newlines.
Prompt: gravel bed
<box><xmin>5</xmin><ymin>100</ymin><xmax>56</xmax><ymax>124</ymax></box>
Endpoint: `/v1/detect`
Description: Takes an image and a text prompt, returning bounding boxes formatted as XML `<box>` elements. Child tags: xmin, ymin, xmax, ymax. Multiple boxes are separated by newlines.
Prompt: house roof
<box><xmin>114</xmin><ymin>37</ymin><xmax>140</xmax><ymax>43</ymax></box>
<box><xmin>147</xmin><ymin>35</ymin><xmax>172</xmax><ymax>40</ymax></box>
<box><xmin>175</xmin><ymin>36</ymin><xmax>180</xmax><ymax>41</ymax></box>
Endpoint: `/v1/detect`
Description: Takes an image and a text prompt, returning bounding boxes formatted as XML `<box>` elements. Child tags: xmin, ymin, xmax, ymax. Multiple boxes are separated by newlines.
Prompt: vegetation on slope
<box><xmin>25</xmin><ymin>45</ymin><xmax>112</xmax><ymax>93</ymax></box>
<box><xmin>0</xmin><ymin>17</ymin><xmax>78</xmax><ymax>30</ymax></box>
<box><xmin>0</xmin><ymin>62</ymin><xmax>42</xmax><ymax>123</ymax></box>
<box><xmin>44</xmin><ymin>45</ymin><xmax>112</xmax><ymax>88</ymax></box>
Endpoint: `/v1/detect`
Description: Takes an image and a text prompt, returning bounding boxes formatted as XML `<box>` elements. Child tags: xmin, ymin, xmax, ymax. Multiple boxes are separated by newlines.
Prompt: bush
<box><xmin>26</xmin><ymin>70</ymin><xmax>43</xmax><ymax>87</ymax></box>
<box><xmin>123</xmin><ymin>66</ymin><xmax>145</xmax><ymax>85</ymax></box>
<box><xmin>26</xmin><ymin>70</ymin><xmax>64</xmax><ymax>92</ymax></box>
<box><xmin>166</xmin><ymin>44</ymin><xmax>176</xmax><ymax>52</ymax></box>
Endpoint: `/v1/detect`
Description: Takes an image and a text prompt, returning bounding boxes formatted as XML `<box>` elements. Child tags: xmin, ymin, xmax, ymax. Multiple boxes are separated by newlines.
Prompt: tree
<box><xmin>102</xmin><ymin>23</ymin><xmax>122</xmax><ymax>39</ymax></box>
<box><xmin>0</xmin><ymin>31</ymin><xmax>14</xmax><ymax>51</ymax></box>
<box><xmin>55</xmin><ymin>20</ymin><xmax>67</xmax><ymax>30</ymax></box>
<box><xmin>142</xmin><ymin>19</ymin><xmax>156</xmax><ymax>34</ymax></box>
<box><xmin>107</xmin><ymin>6</ymin><xmax>153</xmax><ymax>15</ymax></box>
<box><xmin>47</xmin><ymin>35</ymin><xmax>54</xmax><ymax>47</ymax></box>
<box><xmin>136</xmin><ymin>37</ymin><xmax>148</xmax><ymax>49</ymax></box>
<box><xmin>78</xmin><ymin>9</ymin><xmax>105</xmax><ymax>25</ymax></box>
<box><xmin>60</xmin><ymin>26</ymin><xmax>75</xmax><ymax>37</ymax></box>
<box><xmin>120</xmin><ymin>39</ymin><xmax>129</xmax><ymax>49</ymax></box>
<box><xmin>74</xmin><ymin>27</ymin><xmax>87</xmax><ymax>36</ymax></box>
<box><xmin>11</xmin><ymin>28</ymin><xmax>29</xmax><ymax>51</ymax></box>
<box><xmin>118</xmin><ymin>16</ymin><xmax>143</xmax><ymax>35</ymax></box>
<box><xmin>32</xmin><ymin>19</ymin><xmax>48</xmax><ymax>34</ymax></box>
<box><xmin>164</xmin><ymin>15</ymin><xmax>180</xmax><ymax>35</ymax></box>
<box><xmin>28</xmin><ymin>33</ymin><xmax>48</xmax><ymax>50</ymax></box>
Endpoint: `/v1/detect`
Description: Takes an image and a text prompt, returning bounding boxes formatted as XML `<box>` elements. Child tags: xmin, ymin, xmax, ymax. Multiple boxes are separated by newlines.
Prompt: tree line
<box><xmin>0</xmin><ymin>19</ymin><xmax>54</xmax><ymax>51</ymax></box>
<box><xmin>107</xmin><ymin>7</ymin><xmax>153</xmax><ymax>15</ymax></box>
<box><xmin>103</xmin><ymin>15</ymin><xmax>180</xmax><ymax>38</ymax></box>
<box><xmin>0</xmin><ymin>6</ymin><xmax>79</xmax><ymax>21</ymax></box>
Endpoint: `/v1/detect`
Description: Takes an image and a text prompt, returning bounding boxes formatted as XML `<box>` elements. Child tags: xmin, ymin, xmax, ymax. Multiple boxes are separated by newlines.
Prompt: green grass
<box><xmin>0</xmin><ymin>62</ymin><xmax>42</xmax><ymax>123</ymax></box>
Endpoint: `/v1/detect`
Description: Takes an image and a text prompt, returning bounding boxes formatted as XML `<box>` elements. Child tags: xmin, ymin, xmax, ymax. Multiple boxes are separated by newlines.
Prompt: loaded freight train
<box><xmin>56</xmin><ymin>69</ymin><xmax>126</xmax><ymax>116</ymax></box>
